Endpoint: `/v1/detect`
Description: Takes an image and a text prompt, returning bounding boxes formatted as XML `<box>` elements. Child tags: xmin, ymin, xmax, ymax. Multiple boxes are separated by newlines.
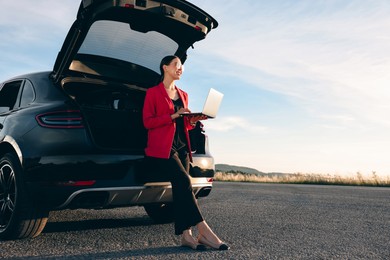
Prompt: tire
<box><xmin>144</xmin><ymin>203</ymin><xmax>174</xmax><ymax>224</ymax></box>
<box><xmin>0</xmin><ymin>153</ymin><xmax>49</xmax><ymax>240</ymax></box>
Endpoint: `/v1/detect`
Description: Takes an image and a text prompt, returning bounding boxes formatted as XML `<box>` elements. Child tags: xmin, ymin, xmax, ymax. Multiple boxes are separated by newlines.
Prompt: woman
<box><xmin>142</xmin><ymin>55</ymin><xmax>229</xmax><ymax>251</ymax></box>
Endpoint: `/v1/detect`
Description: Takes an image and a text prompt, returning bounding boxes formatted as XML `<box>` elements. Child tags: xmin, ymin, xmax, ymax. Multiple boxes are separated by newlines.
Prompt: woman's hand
<box><xmin>178</xmin><ymin>108</ymin><xmax>191</xmax><ymax>115</ymax></box>
<box><xmin>189</xmin><ymin>115</ymin><xmax>208</xmax><ymax>125</ymax></box>
<box><xmin>171</xmin><ymin>108</ymin><xmax>191</xmax><ymax>120</ymax></box>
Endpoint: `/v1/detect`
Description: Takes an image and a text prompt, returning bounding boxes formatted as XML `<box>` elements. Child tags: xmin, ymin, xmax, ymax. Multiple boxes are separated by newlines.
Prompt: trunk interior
<box><xmin>62</xmin><ymin>80</ymin><xmax>147</xmax><ymax>152</ymax></box>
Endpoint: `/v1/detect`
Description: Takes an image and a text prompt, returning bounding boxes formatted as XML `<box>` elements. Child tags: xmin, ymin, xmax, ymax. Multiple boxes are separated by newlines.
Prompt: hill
<box><xmin>215</xmin><ymin>164</ymin><xmax>289</xmax><ymax>177</ymax></box>
<box><xmin>215</xmin><ymin>164</ymin><xmax>263</xmax><ymax>175</ymax></box>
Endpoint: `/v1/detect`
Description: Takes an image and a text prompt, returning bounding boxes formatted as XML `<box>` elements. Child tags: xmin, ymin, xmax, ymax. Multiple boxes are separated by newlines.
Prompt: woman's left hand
<box><xmin>189</xmin><ymin>115</ymin><xmax>208</xmax><ymax>125</ymax></box>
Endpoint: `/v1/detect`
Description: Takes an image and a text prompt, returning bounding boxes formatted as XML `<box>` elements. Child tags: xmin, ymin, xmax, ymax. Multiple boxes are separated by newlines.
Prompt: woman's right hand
<box><xmin>177</xmin><ymin>108</ymin><xmax>191</xmax><ymax>115</ymax></box>
<box><xmin>171</xmin><ymin>108</ymin><xmax>191</xmax><ymax>120</ymax></box>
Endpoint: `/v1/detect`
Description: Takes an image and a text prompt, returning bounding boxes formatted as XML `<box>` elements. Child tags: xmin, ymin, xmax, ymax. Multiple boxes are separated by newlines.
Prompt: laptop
<box><xmin>180</xmin><ymin>88</ymin><xmax>223</xmax><ymax>118</ymax></box>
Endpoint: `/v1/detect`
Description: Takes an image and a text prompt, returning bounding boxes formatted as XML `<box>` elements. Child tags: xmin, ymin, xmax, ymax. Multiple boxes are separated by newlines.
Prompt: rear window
<box><xmin>78</xmin><ymin>20</ymin><xmax>179</xmax><ymax>73</ymax></box>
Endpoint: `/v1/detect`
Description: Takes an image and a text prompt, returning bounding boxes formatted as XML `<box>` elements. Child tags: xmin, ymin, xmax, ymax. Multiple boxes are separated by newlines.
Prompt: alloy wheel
<box><xmin>0</xmin><ymin>163</ymin><xmax>16</xmax><ymax>230</ymax></box>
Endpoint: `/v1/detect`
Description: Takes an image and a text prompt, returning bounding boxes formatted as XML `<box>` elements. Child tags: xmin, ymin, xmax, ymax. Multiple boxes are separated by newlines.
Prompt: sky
<box><xmin>1</xmin><ymin>0</ymin><xmax>390</xmax><ymax>177</ymax></box>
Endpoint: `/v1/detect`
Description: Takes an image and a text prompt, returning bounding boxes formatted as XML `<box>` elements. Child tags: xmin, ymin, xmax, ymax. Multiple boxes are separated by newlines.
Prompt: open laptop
<box><xmin>180</xmin><ymin>88</ymin><xmax>223</xmax><ymax>118</ymax></box>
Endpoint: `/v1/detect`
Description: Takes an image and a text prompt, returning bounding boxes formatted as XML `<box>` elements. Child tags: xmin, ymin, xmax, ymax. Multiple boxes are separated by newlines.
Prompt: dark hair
<box><xmin>159</xmin><ymin>55</ymin><xmax>179</xmax><ymax>81</ymax></box>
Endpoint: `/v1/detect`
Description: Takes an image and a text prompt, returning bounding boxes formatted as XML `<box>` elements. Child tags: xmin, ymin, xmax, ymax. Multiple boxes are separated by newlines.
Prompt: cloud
<box><xmin>204</xmin><ymin>116</ymin><xmax>268</xmax><ymax>133</ymax></box>
<box><xmin>314</xmin><ymin>114</ymin><xmax>356</xmax><ymax>130</ymax></box>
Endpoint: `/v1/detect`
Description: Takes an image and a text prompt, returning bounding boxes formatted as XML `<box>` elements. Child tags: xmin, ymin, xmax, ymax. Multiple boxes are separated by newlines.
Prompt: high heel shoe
<box><xmin>198</xmin><ymin>235</ymin><xmax>230</xmax><ymax>250</ymax></box>
<box><xmin>181</xmin><ymin>237</ymin><xmax>207</xmax><ymax>251</ymax></box>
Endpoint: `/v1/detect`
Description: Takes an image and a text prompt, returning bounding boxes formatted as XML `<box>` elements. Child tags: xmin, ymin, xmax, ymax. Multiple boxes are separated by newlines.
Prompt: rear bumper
<box><xmin>23</xmin><ymin>154</ymin><xmax>214</xmax><ymax>210</ymax></box>
<box><xmin>54</xmin><ymin>182</ymin><xmax>212</xmax><ymax>210</ymax></box>
<box><xmin>28</xmin><ymin>179</ymin><xmax>212</xmax><ymax>210</ymax></box>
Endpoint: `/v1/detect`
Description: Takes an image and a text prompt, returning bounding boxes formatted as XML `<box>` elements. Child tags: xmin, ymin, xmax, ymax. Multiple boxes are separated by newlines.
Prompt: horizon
<box><xmin>215</xmin><ymin>163</ymin><xmax>384</xmax><ymax>179</ymax></box>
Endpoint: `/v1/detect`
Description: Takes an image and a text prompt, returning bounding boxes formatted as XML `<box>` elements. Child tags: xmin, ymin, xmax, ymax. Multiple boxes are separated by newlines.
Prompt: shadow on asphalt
<box><xmin>42</xmin><ymin>216</ymin><xmax>157</xmax><ymax>233</ymax></box>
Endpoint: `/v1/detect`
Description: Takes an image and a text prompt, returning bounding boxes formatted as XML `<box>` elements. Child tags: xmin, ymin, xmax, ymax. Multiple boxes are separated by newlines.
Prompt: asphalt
<box><xmin>1</xmin><ymin>182</ymin><xmax>389</xmax><ymax>259</ymax></box>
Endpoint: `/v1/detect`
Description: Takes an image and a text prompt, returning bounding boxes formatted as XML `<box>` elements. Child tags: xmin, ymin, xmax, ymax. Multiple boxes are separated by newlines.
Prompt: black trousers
<box><xmin>146</xmin><ymin>150</ymin><xmax>204</xmax><ymax>235</ymax></box>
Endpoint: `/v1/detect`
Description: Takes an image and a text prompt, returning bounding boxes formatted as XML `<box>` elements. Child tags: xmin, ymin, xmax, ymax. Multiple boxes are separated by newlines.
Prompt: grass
<box><xmin>214</xmin><ymin>171</ymin><xmax>390</xmax><ymax>187</ymax></box>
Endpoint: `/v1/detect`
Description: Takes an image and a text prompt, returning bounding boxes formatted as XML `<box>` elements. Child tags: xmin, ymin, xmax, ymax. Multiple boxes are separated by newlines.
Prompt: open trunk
<box><xmin>50</xmin><ymin>0</ymin><xmax>217</xmax><ymax>154</ymax></box>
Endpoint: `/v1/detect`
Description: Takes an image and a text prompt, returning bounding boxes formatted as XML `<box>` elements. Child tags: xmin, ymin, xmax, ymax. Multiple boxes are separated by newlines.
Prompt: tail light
<box><xmin>36</xmin><ymin>110</ymin><xmax>84</xmax><ymax>129</ymax></box>
<box><xmin>55</xmin><ymin>180</ymin><xmax>96</xmax><ymax>187</ymax></box>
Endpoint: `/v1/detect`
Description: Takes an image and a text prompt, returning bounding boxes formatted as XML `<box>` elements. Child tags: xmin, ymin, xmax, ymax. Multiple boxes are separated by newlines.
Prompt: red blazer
<box><xmin>143</xmin><ymin>82</ymin><xmax>195</xmax><ymax>160</ymax></box>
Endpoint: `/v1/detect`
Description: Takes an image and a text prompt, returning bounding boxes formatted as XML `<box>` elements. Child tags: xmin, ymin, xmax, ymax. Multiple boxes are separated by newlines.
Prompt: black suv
<box><xmin>0</xmin><ymin>0</ymin><xmax>218</xmax><ymax>240</ymax></box>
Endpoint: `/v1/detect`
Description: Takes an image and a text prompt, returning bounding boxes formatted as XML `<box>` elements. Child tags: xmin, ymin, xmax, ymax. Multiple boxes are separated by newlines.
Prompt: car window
<box><xmin>77</xmin><ymin>20</ymin><xmax>178</xmax><ymax>73</ymax></box>
<box><xmin>19</xmin><ymin>80</ymin><xmax>35</xmax><ymax>107</ymax></box>
<box><xmin>0</xmin><ymin>80</ymin><xmax>23</xmax><ymax>112</ymax></box>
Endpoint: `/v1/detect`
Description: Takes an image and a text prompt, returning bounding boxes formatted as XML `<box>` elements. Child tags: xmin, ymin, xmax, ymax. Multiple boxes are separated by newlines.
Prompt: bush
<box><xmin>213</xmin><ymin>171</ymin><xmax>390</xmax><ymax>187</ymax></box>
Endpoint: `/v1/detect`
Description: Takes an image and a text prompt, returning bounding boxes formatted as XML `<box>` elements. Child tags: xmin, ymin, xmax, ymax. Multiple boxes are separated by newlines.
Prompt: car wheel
<box><xmin>144</xmin><ymin>203</ymin><xmax>174</xmax><ymax>224</ymax></box>
<box><xmin>0</xmin><ymin>153</ymin><xmax>49</xmax><ymax>240</ymax></box>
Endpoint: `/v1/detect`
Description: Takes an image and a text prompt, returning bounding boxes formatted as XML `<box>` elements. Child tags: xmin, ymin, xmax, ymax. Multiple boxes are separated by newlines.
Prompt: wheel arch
<box><xmin>0</xmin><ymin>136</ymin><xmax>23</xmax><ymax>165</ymax></box>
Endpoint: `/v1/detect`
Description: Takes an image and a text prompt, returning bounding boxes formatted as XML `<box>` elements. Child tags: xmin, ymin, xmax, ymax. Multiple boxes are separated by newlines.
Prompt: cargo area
<box><xmin>62</xmin><ymin>80</ymin><xmax>147</xmax><ymax>152</ymax></box>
